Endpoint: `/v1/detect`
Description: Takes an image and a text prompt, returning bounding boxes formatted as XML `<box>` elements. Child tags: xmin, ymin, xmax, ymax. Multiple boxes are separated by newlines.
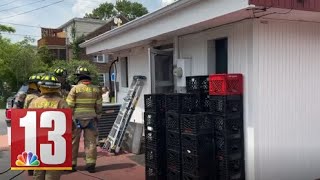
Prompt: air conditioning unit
<box><xmin>93</xmin><ymin>54</ymin><xmax>111</xmax><ymax>63</ymax></box>
<box><xmin>174</xmin><ymin>58</ymin><xmax>192</xmax><ymax>91</ymax></box>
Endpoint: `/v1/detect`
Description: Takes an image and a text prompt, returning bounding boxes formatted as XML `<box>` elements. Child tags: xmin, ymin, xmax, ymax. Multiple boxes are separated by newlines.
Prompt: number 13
<box><xmin>20</xmin><ymin>111</ymin><xmax>66</xmax><ymax>165</ymax></box>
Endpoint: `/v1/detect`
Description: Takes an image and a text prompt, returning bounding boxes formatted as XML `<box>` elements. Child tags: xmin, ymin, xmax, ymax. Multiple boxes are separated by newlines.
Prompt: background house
<box><xmin>83</xmin><ymin>15</ymin><xmax>129</xmax><ymax>87</ymax></box>
<box><xmin>81</xmin><ymin>0</ymin><xmax>320</xmax><ymax>180</ymax></box>
<box><xmin>58</xmin><ymin>17</ymin><xmax>106</xmax><ymax>60</ymax></box>
<box><xmin>37</xmin><ymin>28</ymin><xmax>67</xmax><ymax>60</ymax></box>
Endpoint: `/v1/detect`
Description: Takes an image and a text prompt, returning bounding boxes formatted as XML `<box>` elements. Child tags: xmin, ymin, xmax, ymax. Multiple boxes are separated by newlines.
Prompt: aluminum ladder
<box><xmin>102</xmin><ymin>75</ymin><xmax>146</xmax><ymax>153</ymax></box>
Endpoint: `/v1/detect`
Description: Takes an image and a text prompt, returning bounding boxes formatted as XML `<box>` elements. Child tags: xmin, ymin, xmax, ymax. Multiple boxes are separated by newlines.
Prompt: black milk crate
<box><xmin>166</xmin><ymin>93</ymin><xmax>183</xmax><ymax>112</ymax></box>
<box><xmin>167</xmin><ymin>149</ymin><xmax>181</xmax><ymax>171</ymax></box>
<box><xmin>145</xmin><ymin>147</ymin><xmax>166</xmax><ymax>168</ymax></box>
<box><xmin>166</xmin><ymin>130</ymin><xmax>181</xmax><ymax>151</ymax></box>
<box><xmin>144</xmin><ymin>112</ymin><xmax>166</xmax><ymax>132</ymax></box>
<box><xmin>180</xmin><ymin>113</ymin><xmax>213</xmax><ymax>134</ymax></box>
<box><xmin>209</xmin><ymin>95</ymin><xmax>243</xmax><ymax>116</ymax></box>
<box><xmin>146</xmin><ymin>165</ymin><xmax>166</xmax><ymax>180</ymax></box>
<box><xmin>216</xmin><ymin>154</ymin><xmax>245</xmax><ymax>180</ymax></box>
<box><xmin>200</xmin><ymin>93</ymin><xmax>211</xmax><ymax>112</ymax></box>
<box><xmin>182</xmin><ymin>173</ymin><xmax>211</xmax><ymax>180</ymax></box>
<box><xmin>181</xmin><ymin>93</ymin><xmax>201</xmax><ymax>113</ymax></box>
<box><xmin>166</xmin><ymin>93</ymin><xmax>201</xmax><ymax>113</ymax></box>
<box><xmin>167</xmin><ymin>168</ymin><xmax>182</xmax><ymax>180</ymax></box>
<box><xmin>182</xmin><ymin>153</ymin><xmax>213</xmax><ymax>177</ymax></box>
<box><xmin>186</xmin><ymin>76</ymin><xmax>209</xmax><ymax>93</ymax></box>
<box><xmin>145</xmin><ymin>130</ymin><xmax>166</xmax><ymax>150</ymax></box>
<box><xmin>145</xmin><ymin>94</ymin><xmax>166</xmax><ymax>113</ymax></box>
<box><xmin>166</xmin><ymin>111</ymin><xmax>180</xmax><ymax>131</ymax></box>
<box><xmin>214</xmin><ymin>115</ymin><xmax>243</xmax><ymax>137</ymax></box>
<box><xmin>181</xmin><ymin>133</ymin><xmax>213</xmax><ymax>155</ymax></box>
<box><xmin>215</xmin><ymin>136</ymin><xmax>243</xmax><ymax>157</ymax></box>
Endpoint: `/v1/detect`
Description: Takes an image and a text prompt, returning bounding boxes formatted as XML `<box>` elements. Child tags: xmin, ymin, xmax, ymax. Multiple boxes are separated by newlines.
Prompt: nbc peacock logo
<box><xmin>15</xmin><ymin>152</ymin><xmax>40</xmax><ymax>166</ymax></box>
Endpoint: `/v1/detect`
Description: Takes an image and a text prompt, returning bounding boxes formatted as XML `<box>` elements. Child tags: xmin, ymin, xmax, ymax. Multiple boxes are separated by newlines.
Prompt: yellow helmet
<box><xmin>28</xmin><ymin>73</ymin><xmax>43</xmax><ymax>84</ymax></box>
<box><xmin>74</xmin><ymin>66</ymin><xmax>90</xmax><ymax>76</ymax></box>
<box><xmin>38</xmin><ymin>74</ymin><xmax>61</xmax><ymax>89</ymax></box>
<box><xmin>54</xmin><ymin>67</ymin><xmax>67</xmax><ymax>77</ymax></box>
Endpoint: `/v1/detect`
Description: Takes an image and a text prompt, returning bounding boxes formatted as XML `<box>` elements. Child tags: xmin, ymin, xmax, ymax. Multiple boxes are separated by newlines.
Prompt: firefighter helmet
<box><xmin>54</xmin><ymin>67</ymin><xmax>67</xmax><ymax>77</ymax></box>
<box><xmin>28</xmin><ymin>73</ymin><xmax>44</xmax><ymax>84</ymax></box>
<box><xmin>38</xmin><ymin>74</ymin><xmax>61</xmax><ymax>89</ymax></box>
<box><xmin>74</xmin><ymin>66</ymin><xmax>90</xmax><ymax>76</ymax></box>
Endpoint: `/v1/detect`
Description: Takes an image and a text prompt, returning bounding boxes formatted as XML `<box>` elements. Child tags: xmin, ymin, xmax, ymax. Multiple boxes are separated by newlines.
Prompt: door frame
<box><xmin>148</xmin><ymin>48</ymin><xmax>174</xmax><ymax>94</ymax></box>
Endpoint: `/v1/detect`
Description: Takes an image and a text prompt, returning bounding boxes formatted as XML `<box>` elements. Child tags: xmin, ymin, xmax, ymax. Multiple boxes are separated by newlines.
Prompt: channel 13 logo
<box><xmin>10</xmin><ymin>109</ymin><xmax>72</xmax><ymax>170</ymax></box>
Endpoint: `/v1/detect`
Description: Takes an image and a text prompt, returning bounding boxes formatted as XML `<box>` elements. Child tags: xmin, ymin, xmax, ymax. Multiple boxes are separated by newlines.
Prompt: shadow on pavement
<box><xmin>77</xmin><ymin>163</ymin><xmax>137</xmax><ymax>172</ymax></box>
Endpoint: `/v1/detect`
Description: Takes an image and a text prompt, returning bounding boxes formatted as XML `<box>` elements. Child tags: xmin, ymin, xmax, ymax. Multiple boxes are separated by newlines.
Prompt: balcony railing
<box><xmin>37</xmin><ymin>37</ymin><xmax>66</xmax><ymax>47</ymax></box>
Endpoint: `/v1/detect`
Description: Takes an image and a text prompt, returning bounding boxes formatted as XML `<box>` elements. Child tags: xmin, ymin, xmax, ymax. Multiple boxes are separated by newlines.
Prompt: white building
<box><xmin>81</xmin><ymin>0</ymin><xmax>320</xmax><ymax>179</ymax></box>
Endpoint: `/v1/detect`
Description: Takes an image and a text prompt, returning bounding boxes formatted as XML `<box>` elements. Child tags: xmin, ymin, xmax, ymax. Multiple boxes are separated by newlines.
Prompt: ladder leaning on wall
<box><xmin>102</xmin><ymin>75</ymin><xmax>147</xmax><ymax>153</ymax></box>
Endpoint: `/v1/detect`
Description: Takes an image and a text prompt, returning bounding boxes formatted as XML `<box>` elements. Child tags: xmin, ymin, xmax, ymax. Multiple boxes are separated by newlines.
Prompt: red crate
<box><xmin>209</xmin><ymin>74</ymin><xmax>243</xmax><ymax>95</ymax></box>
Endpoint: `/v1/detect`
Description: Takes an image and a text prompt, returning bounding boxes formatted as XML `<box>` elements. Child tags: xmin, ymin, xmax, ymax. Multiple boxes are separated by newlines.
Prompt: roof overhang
<box><xmin>81</xmin><ymin>0</ymin><xmax>251</xmax><ymax>54</ymax></box>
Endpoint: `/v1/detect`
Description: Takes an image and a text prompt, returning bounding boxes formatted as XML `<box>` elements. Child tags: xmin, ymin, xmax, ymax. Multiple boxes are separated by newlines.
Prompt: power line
<box><xmin>0</xmin><ymin>0</ymin><xmax>64</xmax><ymax>20</ymax></box>
<box><xmin>0</xmin><ymin>0</ymin><xmax>16</xmax><ymax>7</ymax></box>
<box><xmin>0</xmin><ymin>21</ymin><xmax>41</xmax><ymax>28</ymax></box>
<box><xmin>0</xmin><ymin>32</ymin><xmax>40</xmax><ymax>37</ymax></box>
<box><xmin>0</xmin><ymin>0</ymin><xmax>46</xmax><ymax>13</ymax></box>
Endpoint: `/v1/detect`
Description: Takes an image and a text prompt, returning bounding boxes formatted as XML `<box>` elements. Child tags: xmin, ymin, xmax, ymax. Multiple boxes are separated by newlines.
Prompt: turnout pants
<box><xmin>33</xmin><ymin>170</ymin><xmax>61</xmax><ymax>180</ymax></box>
<box><xmin>72</xmin><ymin>119</ymin><xmax>98</xmax><ymax>166</ymax></box>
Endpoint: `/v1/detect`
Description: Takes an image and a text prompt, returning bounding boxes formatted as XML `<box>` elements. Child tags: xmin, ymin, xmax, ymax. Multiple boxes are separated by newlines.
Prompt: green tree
<box><xmin>0</xmin><ymin>37</ymin><xmax>48</xmax><ymax>107</ymax></box>
<box><xmin>70</xmin><ymin>23</ymin><xmax>86</xmax><ymax>60</ymax></box>
<box><xmin>37</xmin><ymin>46</ymin><xmax>55</xmax><ymax>66</ymax></box>
<box><xmin>85</xmin><ymin>2</ymin><xmax>115</xmax><ymax>20</ymax></box>
<box><xmin>84</xmin><ymin>0</ymin><xmax>148</xmax><ymax>21</ymax></box>
<box><xmin>0</xmin><ymin>24</ymin><xmax>15</xmax><ymax>33</ymax></box>
<box><xmin>115</xmin><ymin>0</ymin><xmax>148</xmax><ymax>20</ymax></box>
<box><xmin>50</xmin><ymin>60</ymin><xmax>99</xmax><ymax>85</ymax></box>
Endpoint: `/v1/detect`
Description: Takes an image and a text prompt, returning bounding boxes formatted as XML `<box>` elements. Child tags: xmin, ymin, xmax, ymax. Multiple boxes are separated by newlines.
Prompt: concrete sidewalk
<box><xmin>1</xmin><ymin>134</ymin><xmax>145</xmax><ymax>180</ymax></box>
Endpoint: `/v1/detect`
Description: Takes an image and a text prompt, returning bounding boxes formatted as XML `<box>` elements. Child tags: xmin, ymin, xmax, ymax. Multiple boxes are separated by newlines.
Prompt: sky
<box><xmin>0</xmin><ymin>0</ymin><xmax>175</xmax><ymax>44</ymax></box>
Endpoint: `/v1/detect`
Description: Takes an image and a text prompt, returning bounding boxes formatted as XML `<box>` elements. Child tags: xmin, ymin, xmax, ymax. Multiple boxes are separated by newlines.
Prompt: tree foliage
<box><xmin>70</xmin><ymin>24</ymin><xmax>86</xmax><ymax>60</ymax></box>
<box><xmin>50</xmin><ymin>60</ymin><xmax>99</xmax><ymax>85</ymax></box>
<box><xmin>0</xmin><ymin>37</ymin><xmax>48</xmax><ymax>107</ymax></box>
<box><xmin>84</xmin><ymin>0</ymin><xmax>148</xmax><ymax>21</ymax></box>
<box><xmin>0</xmin><ymin>24</ymin><xmax>15</xmax><ymax>33</ymax></box>
<box><xmin>0</xmin><ymin>36</ymin><xmax>101</xmax><ymax>108</ymax></box>
<box><xmin>37</xmin><ymin>46</ymin><xmax>55</xmax><ymax>66</ymax></box>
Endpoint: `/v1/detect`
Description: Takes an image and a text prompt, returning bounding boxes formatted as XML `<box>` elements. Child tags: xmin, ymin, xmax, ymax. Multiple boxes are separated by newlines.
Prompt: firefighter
<box><xmin>23</xmin><ymin>73</ymin><xmax>43</xmax><ymax>109</ymax></box>
<box><xmin>66</xmin><ymin>66</ymin><xmax>102</xmax><ymax>173</ymax></box>
<box><xmin>23</xmin><ymin>73</ymin><xmax>43</xmax><ymax>176</ymax></box>
<box><xmin>29</xmin><ymin>74</ymin><xmax>68</xmax><ymax>180</ymax></box>
<box><xmin>53</xmin><ymin>67</ymin><xmax>71</xmax><ymax>98</ymax></box>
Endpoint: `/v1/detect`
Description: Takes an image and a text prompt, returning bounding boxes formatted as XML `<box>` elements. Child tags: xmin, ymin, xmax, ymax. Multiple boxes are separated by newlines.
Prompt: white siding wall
<box><xmin>116</xmin><ymin>47</ymin><xmax>150</xmax><ymax>124</ymax></box>
<box><xmin>179</xmin><ymin>19</ymin><xmax>255</xmax><ymax>180</ymax></box>
<box><xmin>252</xmin><ymin>19</ymin><xmax>320</xmax><ymax>180</ymax></box>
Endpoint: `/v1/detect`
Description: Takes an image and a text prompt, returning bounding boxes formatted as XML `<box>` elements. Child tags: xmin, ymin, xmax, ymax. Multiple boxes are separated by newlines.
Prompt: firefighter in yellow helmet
<box><xmin>23</xmin><ymin>73</ymin><xmax>44</xmax><ymax>176</ymax></box>
<box><xmin>23</xmin><ymin>73</ymin><xmax>43</xmax><ymax>108</ymax></box>
<box><xmin>29</xmin><ymin>74</ymin><xmax>68</xmax><ymax>180</ymax></box>
<box><xmin>66</xmin><ymin>66</ymin><xmax>102</xmax><ymax>173</ymax></box>
<box><xmin>53</xmin><ymin>67</ymin><xmax>71</xmax><ymax>99</ymax></box>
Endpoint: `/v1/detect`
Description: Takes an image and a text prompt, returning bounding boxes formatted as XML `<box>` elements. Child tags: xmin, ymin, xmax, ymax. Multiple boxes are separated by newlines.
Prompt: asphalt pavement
<box><xmin>0</xmin><ymin>109</ymin><xmax>24</xmax><ymax>180</ymax></box>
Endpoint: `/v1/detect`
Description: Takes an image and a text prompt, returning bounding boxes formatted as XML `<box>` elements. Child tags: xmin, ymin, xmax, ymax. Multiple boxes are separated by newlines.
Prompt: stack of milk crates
<box><xmin>209</xmin><ymin>74</ymin><xmax>245</xmax><ymax>180</ymax></box>
<box><xmin>144</xmin><ymin>94</ymin><xmax>167</xmax><ymax>180</ymax></box>
<box><xmin>165</xmin><ymin>76</ymin><xmax>215</xmax><ymax>180</ymax></box>
<box><xmin>180</xmin><ymin>76</ymin><xmax>215</xmax><ymax>180</ymax></box>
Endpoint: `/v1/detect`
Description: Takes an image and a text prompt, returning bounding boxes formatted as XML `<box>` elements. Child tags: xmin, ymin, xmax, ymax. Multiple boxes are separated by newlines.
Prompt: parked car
<box><xmin>5</xmin><ymin>84</ymin><xmax>28</xmax><ymax>121</ymax></box>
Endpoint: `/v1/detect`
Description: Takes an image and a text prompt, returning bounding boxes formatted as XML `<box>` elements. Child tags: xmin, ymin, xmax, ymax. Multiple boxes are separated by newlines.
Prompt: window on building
<box><xmin>98</xmin><ymin>73</ymin><xmax>106</xmax><ymax>86</ymax></box>
<box><xmin>93</xmin><ymin>54</ymin><xmax>106</xmax><ymax>63</ymax></box>
<box><xmin>120</xmin><ymin>57</ymin><xmax>128</xmax><ymax>88</ymax></box>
